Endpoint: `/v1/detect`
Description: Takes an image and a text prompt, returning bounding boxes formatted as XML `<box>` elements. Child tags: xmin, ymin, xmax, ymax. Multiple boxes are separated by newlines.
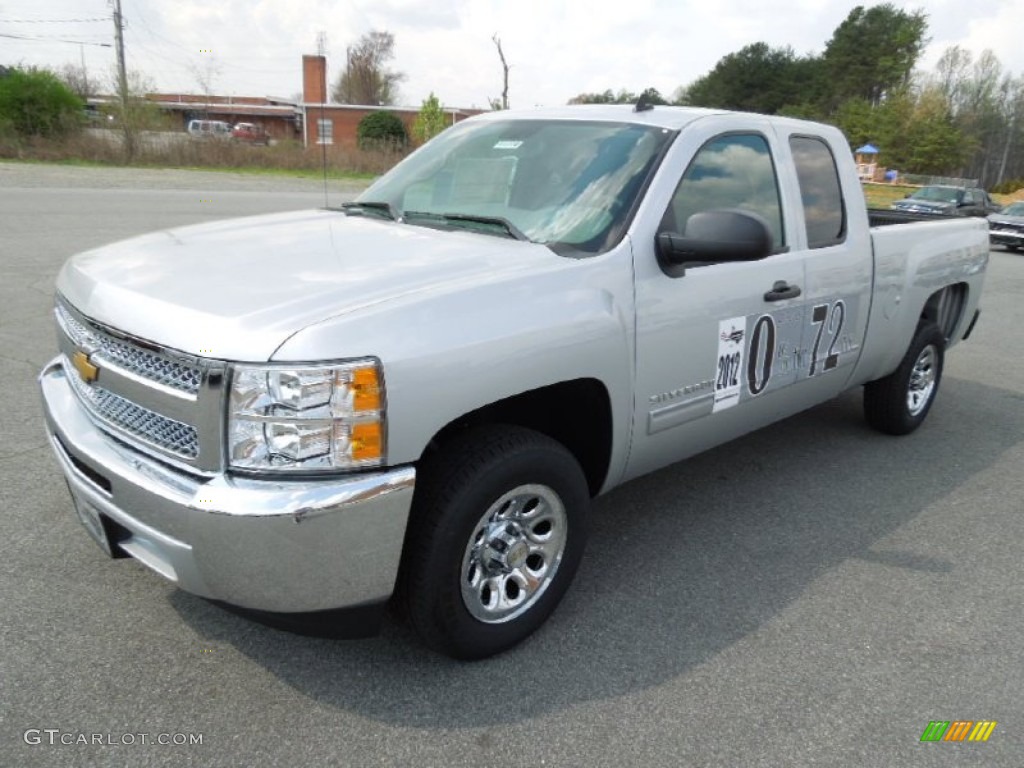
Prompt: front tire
<box><xmin>864</xmin><ymin>322</ymin><xmax>945</xmax><ymax>435</ymax></box>
<box><xmin>400</xmin><ymin>426</ymin><xmax>589</xmax><ymax>659</ymax></box>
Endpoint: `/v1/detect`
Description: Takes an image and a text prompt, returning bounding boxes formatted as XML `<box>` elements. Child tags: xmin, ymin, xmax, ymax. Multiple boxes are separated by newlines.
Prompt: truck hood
<box><xmin>891</xmin><ymin>199</ymin><xmax>955</xmax><ymax>215</ymax></box>
<box><xmin>988</xmin><ymin>213</ymin><xmax>1024</xmax><ymax>226</ymax></box>
<box><xmin>57</xmin><ymin>209</ymin><xmax>562</xmax><ymax>361</ymax></box>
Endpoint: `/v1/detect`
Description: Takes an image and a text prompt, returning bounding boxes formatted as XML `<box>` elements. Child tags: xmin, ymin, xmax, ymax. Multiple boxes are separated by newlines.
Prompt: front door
<box><xmin>625</xmin><ymin>124</ymin><xmax>811</xmax><ymax>483</ymax></box>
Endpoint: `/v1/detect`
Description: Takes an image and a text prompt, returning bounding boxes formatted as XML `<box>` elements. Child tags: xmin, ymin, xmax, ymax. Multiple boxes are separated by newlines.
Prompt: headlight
<box><xmin>228</xmin><ymin>360</ymin><xmax>385</xmax><ymax>471</ymax></box>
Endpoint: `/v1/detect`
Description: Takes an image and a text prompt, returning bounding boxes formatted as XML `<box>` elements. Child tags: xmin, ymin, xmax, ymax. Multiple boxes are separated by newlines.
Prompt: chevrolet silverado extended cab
<box><xmin>40</xmin><ymin>106</ymin><xmax>988</xmax><ymax>659</ymax></box>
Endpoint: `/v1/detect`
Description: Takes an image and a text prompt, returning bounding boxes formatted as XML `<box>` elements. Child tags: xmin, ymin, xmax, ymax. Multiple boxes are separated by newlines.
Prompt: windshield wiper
<box><xmin>403</xmin><ymin>211</ymin><xmax>529</xmax><ymax>241</ymax></box>
<box><xmin>339</xmin><ymin>201</ymin><xmax>399</xmax><ymax>221</ymax></box>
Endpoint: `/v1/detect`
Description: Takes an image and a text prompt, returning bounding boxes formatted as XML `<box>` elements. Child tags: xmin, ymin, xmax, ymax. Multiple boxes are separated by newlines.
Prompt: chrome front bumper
<box><xmin>989</xmin><ymin>229</ymin><xmax>1024</xmax><ymax>246</ymax></box>
<box><xmin>39</xmin><ymin>357</ymin><xmax>415</xmax><ymax>614</ymax></box>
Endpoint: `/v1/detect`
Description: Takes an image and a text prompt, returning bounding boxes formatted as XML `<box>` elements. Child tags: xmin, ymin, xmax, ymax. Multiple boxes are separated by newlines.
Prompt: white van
<box><xmin>187</xmin><ymin>119</ymin><xmax>231</xmax><ymax>139</ymax></box>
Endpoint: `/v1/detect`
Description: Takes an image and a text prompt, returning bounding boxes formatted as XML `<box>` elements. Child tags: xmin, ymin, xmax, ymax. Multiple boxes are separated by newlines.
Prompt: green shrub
<box><xmin>0</xmin><ymin>67</ymin><xmax>83</xmax><ymax>138</ymax></box>
<box><xmin>413</xmin><ymin>92</ymin><xmax>447</xmax><ymax>144</ymax></box>
<box><xmin>991</xmin><ymin>178</ymin><xmax>1024</xmax><ymax>195</ymax></box>
<box><xmin>357</xmin><ymin>110</ymin><xmax>407</xmax><ymax>149</ymax></box>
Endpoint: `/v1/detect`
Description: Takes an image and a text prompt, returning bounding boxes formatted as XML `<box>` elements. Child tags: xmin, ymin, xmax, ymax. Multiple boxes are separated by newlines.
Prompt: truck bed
<box><xmin>868</xmin><ymin>208</ymin><xmax>960</xmax><ymax>227</ymax></box>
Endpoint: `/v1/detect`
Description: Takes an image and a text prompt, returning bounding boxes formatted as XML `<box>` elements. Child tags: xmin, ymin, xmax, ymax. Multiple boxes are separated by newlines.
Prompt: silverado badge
<box><xmin>71</xmin><ymin>350</ymin><xmax>99</xmax><ymax>383</ymax></box>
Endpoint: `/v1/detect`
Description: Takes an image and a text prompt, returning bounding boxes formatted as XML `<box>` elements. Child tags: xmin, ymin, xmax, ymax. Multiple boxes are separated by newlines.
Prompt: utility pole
<box><xmin>111</xmin><ymin>0</ymin><xmax>134</xmax><ymax>159</ymax></box>
<box><xmin>79</xmin><ymin>44</ymin><xmax>91</xmax><ymax>98</ymax></box>
<box><xmin>112</xmin><ymin>0</ymin><xmax>129</xmax><ymax>107</ymax></box>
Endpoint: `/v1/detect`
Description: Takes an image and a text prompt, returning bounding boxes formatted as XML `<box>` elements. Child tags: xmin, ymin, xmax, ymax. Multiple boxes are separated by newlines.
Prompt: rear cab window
<box><xmin>789</xmin><ymin>136</ymin><xmax>846</xmax><ymax>249</ymax></box>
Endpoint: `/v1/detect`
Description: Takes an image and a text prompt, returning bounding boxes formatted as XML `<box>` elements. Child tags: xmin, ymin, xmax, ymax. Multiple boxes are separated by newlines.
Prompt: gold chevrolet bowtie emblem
<box><xmin>72</xmin><ymin>350</ymin><xmax>99</xmax><ymax>383</ymax></box>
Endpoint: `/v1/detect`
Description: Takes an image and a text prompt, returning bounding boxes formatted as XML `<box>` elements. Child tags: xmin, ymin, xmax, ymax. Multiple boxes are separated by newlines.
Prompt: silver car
<box><xmin>988</xmin><ymin>201</ymin><xmax>1024</xmax><ymax>251</ymax></box>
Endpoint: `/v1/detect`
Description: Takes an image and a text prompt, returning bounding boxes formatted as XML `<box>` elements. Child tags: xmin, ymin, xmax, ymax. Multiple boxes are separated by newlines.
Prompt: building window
<box><xmin>317</xmin><ymin>119</ymin><xmax>333</xmax><ymax>145</ymax></box>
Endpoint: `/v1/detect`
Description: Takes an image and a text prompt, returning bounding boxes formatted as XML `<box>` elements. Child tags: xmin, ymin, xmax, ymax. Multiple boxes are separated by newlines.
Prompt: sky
<box><xmin>2</xmin><ymin>0</ymin><xmax>1023</xmax><ymax>109</ymax></box>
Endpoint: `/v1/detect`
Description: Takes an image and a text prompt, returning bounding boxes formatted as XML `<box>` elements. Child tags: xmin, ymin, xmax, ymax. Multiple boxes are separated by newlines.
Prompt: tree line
<box><xmin>568</xmin><ymin>3</ymin><xmax>1024</xmax><ymax>189</ymax></box>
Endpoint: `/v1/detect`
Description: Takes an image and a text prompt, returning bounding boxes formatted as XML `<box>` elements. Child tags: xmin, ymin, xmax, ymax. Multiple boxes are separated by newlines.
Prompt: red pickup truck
<box><xmin>231</xmin><ymin>122</ymin><xmax>269</xmax><ymax>145</ymax></box>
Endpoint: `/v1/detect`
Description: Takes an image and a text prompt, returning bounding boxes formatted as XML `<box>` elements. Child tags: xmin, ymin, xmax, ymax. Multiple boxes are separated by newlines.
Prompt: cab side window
<box><xmin>790</xmin><ymin>136</ymin><xmax>845</xmax><ymax>248</ymax></box>
<box><xmin>661</xmin><ymin>133</ymin><xmax>784</xmax><ymax>251</ymax></box>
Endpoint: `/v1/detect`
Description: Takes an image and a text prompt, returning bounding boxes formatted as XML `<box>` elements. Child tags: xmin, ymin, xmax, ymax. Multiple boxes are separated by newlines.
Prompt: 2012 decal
<box><xmin>713</xmin><ymin>317</ymin><xmax>746</xmax><ymax>412</ymax></box>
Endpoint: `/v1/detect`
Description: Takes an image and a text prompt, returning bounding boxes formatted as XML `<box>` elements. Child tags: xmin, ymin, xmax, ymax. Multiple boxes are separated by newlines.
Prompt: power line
<box><xmin>1</xmin><ymin>18</ymin><xmax>108</xmax><ymax>24</ymax></box>
<box><xmin>0</xmin><ymin>32</ymin><xmax>111</xmax><ymax>46</ymax></box>
<box><xmin>125</xmin><ymin>5</ymin><xmax>190</xmax><ymax>52</ymax></box>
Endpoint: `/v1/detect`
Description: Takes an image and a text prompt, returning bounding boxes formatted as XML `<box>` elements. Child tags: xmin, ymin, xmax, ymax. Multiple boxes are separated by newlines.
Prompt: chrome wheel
<box><xmin>906</xmin><ymin>344</ymin><xmax>938</xmax><ymax>416</ymax></box>
<box><xmin>461</xmin><ymin>483</ymin><xmax>568</xmax><ymax>624</ymax></box>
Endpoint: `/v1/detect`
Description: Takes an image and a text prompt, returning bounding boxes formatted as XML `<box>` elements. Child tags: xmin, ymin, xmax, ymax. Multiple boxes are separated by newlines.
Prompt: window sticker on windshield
<box><xmin>493</xmin><ymin>140</ymin><xmax>523</xmax><ymax>150</ymax></box>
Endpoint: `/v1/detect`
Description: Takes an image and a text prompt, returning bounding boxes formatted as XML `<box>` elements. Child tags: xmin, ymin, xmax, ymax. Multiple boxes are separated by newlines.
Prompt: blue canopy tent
<box><xmin>854</xmin><ymin>144</ymin><xmax>881</xmax><ymax>181</ymax></box>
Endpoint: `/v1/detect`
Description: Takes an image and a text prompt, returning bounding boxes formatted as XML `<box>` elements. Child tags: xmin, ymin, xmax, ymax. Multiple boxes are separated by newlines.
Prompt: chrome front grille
<box><xmin>66</xmin><ymin>369</ymin><xmax>199</xmax><ymax>458</ymax></box>
<box><xmin>55</xmin><ymin>298</ymin><xmax>221</xmax><ymax>471</ymax></box>
<box><xmin>57</xmin><ymin>304</ymin><xmax>202</xmax><ymax>395</ymax></box>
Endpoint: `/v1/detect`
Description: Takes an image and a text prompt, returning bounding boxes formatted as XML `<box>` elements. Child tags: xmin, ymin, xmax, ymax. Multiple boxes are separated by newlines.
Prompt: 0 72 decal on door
<box><xmin>712</xmin><ymin>297</ymin><xmax>860</xmax><ymax>412</ymax></box>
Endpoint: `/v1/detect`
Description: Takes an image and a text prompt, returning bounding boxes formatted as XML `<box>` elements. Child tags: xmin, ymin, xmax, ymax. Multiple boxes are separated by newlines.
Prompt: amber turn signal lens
<box><xmin>351</xmin><ymin>422</ymin><xmax>383</xmax><ymax>461</ymax></box>
<box><xmin>351</xmin><ymin>367</ymin><xmax>381</xmax><ymax>411</ymax></box>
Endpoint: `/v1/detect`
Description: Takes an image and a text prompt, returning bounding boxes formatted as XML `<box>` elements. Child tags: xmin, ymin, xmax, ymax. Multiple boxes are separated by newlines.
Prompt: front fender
<box><xmin>271</xmin><ymin>242</ymin><xmax>637</xmax><ymax>487</ymax></box>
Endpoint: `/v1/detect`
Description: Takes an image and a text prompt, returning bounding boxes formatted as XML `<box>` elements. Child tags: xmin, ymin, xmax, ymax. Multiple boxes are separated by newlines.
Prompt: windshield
<box><xmin>910</xmin><ymin>186</ymin><xmax>960</xmax><ymax>203</ymax></box>
<box><xmin>999</xmin><ymin>202</ymin><xmax>1024</xmax><ymax>216</ymax></box>
<box><xmin>357</xmin><ymin>118</ymin><xmax>674</xmax><ymax>254</ymax></box>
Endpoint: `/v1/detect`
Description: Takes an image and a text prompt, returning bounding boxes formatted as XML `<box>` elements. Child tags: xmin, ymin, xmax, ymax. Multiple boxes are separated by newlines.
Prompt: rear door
<box><xmin>775</xmin><ymin>130</ymin><xmax>872</xmax><ymax>401</ymax></box>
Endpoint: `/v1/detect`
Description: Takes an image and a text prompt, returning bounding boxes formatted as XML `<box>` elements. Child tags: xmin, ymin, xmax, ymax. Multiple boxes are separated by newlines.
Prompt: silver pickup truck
<box><xmin>40</xmin><ymin>106</ymin><xmax>988</xmax><ymax>659</ymax></box>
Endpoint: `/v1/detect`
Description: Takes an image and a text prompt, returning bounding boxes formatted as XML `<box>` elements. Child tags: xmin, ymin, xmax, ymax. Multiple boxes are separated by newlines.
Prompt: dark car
<box><xmin>891</xmin><ymin>185</ymin><xmax>1001</xmax><ymax>218</ymax></box>
<box><xmin>988</xmin><ymin>201</ymin><xmax>1024</xmax><ymax>251</ymax></box>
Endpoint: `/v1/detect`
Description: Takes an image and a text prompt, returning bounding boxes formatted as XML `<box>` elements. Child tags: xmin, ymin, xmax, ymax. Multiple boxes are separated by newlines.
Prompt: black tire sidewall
<box><xmin>408</xmin><ymin>429</ymin><xmax>589</xmax><ymax>659</ymax></box>
<box><xmin>865</xmin><ymin>322</ymin><xmax>945</xmax><ymax>435</ymax></box>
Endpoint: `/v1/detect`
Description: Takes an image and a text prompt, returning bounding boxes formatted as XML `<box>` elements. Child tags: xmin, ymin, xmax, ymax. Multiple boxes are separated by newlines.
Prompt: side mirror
<box><xmin>656</xmin><ymin>209</ymin><xmax>774</xmax><ymax>273</ymax></box>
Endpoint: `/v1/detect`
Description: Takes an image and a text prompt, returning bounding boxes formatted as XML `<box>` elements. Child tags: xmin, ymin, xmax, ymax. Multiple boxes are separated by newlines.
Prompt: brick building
<box><xmin>143</xmin><ymin>55</ymin><xmax>483</xmax><ymax>148</ymax></box>
<box><xmin>298</xmin><ymin>55</ymin><xmax>482</xmax><ymax>148</ymax></box>
<box><xmin>146</xmin><ymin>93</ymin><xmax>301</xmax><ymax>141</ymax></box>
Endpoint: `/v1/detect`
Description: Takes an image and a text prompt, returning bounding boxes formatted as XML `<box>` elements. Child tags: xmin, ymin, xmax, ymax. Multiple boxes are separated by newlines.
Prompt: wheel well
<box><xmin>920</xmin><ymin>283</ymin><xmax>968</xmax><ymax>343</ymax></box>
<box><xmin>422</xmin><ymin>379</ymin><xmax>613</xmax><ymax>497</ymax></box>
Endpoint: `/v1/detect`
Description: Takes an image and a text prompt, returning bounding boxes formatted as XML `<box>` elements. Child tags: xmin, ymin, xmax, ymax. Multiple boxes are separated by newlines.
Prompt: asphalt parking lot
<box><xmin>2</xmin><ymin>161</ymin><xmax>1023</xmax><ymax>767</ymax></box>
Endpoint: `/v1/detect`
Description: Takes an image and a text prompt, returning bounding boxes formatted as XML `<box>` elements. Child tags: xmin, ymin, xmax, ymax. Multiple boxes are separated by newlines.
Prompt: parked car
<box><xmin>987</xmin><ymin>201</ymin><xmax>1024</xmax><ymax>251</ymax></box>
<box><xmin>40</xmin><ymin>106</ymin><xmax>989</xmax><ymax>659</ymax></box>
<box><xmin>232</xmin><ymin>122</ymin><xmax>269</xmax><ymax>145</ymax></box>
<box><xmin>891</xmin><ymin>185</ymin><xmax>1001</xmax><ymax>217</ymax></box>
<box><xmin>187</xmin><ymin>119</ymin><xmax>231</xmax><ymax>139</ymax></box>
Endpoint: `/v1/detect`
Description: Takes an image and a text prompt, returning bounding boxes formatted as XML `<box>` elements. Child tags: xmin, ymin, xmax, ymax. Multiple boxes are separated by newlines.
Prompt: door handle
<box><xmin>764</xmin><ymin>281</ymin><xmax>801</xmax><ymax>302</ymax></box>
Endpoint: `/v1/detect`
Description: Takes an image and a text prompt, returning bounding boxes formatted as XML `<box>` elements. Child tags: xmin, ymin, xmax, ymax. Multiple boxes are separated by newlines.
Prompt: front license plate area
<box><xmin>68</xmin><ymin>487</ymin><xmax>114</xmax><ymax>558</ymax></box>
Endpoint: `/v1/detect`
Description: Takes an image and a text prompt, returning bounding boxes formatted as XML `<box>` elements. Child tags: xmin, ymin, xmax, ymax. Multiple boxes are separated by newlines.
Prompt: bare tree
<box><xmin>490</xmin><ymin>34</ymin><xmax>510</xmax><ymax>110</ymax></box>
<box><xmin>106</xmin><ymin>67</ymin><xmax>165</xmax><ymax>160</ymax></box>
<box><xmin>190</xmin><ymin>55</ymin><xmax>222</xmax><ymax>118</ymax></box>
<box><xmin>60</xmin><ymin>62</ymin><xmax>94</xmax><ymax>100</ymax></box>
<box><xmin>332</xmin><ymin>31</ymin><xmax>405</xmax><ymax>105</ymax></box>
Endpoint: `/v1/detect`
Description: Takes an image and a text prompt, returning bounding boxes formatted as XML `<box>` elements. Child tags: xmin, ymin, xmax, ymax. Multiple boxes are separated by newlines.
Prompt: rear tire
<box><xmin>864</xmin><ymin>322</ymin><xmax>945</xmax><ymax>435</ymax></box>
<box><xmin>400</xmin><ymin>425</ymin><xmax>589</xmax><ymax>659</ymax></box>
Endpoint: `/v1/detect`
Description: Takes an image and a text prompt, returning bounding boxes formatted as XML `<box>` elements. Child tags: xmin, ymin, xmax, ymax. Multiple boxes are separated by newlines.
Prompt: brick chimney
<box><xmin>302</xmin><ymin>55</ymin><xmax>327</xmax><ymax>103</ymax></box>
